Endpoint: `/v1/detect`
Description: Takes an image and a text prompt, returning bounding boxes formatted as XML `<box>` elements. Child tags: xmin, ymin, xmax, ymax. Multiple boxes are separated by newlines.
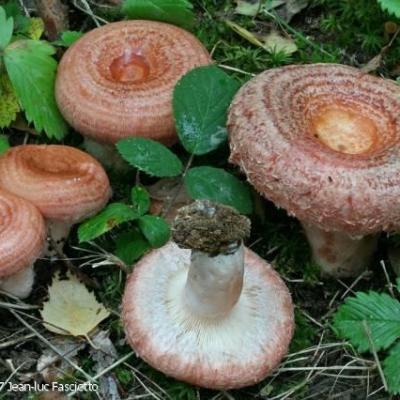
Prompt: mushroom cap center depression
<box><xmin>310</xmin><ymin>105</ymin><xmax>379</xmax><ymax>155</ymax></box>
<box><xmin>109</xmin><ymin>48</ymin><xmax>151</xmax><ymax>83</ymax></box>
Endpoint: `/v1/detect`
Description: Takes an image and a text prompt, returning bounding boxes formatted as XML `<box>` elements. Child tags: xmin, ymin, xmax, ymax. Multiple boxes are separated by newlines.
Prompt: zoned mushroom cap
<box><xmin>0</xmin><ymin>145</ymin><xmax>111</xmax><ymax>223</ymax></box>
<box><xmin>228</xmin><ymin>63</ymin><xmax>400</xmax><ymax>236</ymax></box>
<box><xmin>123</xmin><ymin>242</ymin><xmax>294</xmax><ymax>389</ymax></box>
<box><xmin>55</xmin><ymin>20</ymin><xmax>211</xmax><ymax>145</ymax></box>
<box><xmin>0</xmin><ymin>189</ymin><xmax>46</xmax><ymax>278</ymax></box>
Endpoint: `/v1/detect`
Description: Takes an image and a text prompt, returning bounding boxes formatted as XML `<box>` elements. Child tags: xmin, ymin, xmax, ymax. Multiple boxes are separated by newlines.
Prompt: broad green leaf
<box><xmin>184</xmin><ymin>166</ymin><xmax>253</xmax><ymax>214</ymax></box>
<box><xmin>41</xmin><ymin>272</ymin><xmax>110</xmax><ymax>337</ymax></box>
<box><xmin>78</xmin><ymin>203</ymin><xmax>139</xmax><ymax>242</ymax></box>
<box><xmin>0</xmin><ymin>6</ymin><xmax>14</xmax><ymax>50</ymax></box>
<box><xmin>383</xmin><ymin>341</ymin><xmax>400</xmax><ymax>394</ymax></box>
<box><xmin>2</xmin><ymin>1</ymin><xmax>29</xmax><ymax>34</ymax></box>
<box><xmin>53</xmin><ymin>31</ymin><xmax>83</xmax><ymax>47</ymax></box>
<box><xmin>138</xmin><ymin>215</ymin><xmax>170</xmax><ymax>248</ymax></box>
<box><xmin>378</xmin><ymin>0</ymin><xmax>400</xmax><ymax>18</ymax></box>
<box><xmin>114</xmin><ymin>230</ymin><xmax>150</xmax><ymax>265</ymax></box>
<box><xmin>116</xmin><ymin>138</ymin><xmax>183</xmax><ymax>177</ymax></box>
<box><xmin>122</xmin><ymin>0</ymin><xmax>194</xmax><ymax>29</ymax></box>
<box><xmin>173</xmin><ymin>66</ymin><xmax>240</xmax><ymax>155</ymax></box>
<box><xmin>333</xmin><ymin>291</ymin><xmax>400</xmax><ymax>352</ymax></box>
<box><xmin>0</xmin><ymin>73</ymin><xmax>19</xmax><ymax>128</ymax></box>
<box><xmin>131</xmin><ymin>186</ymin><xmax>150</xmax><ymax>216</ymax></box>
<box><xmin>4</xmin><ymin>40</ymin><xmax>68</xmax><ymax>139</ymax></box>
<box><xmin>0</xmin><ymin>135</ymin><xmax>10</xmax><ymax>155</ymax></box>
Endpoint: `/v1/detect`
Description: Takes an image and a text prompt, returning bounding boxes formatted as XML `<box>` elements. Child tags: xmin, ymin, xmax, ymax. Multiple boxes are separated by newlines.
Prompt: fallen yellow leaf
<box><xmin>40</xmin><ymin>273</ymin><xmax>110</xmax><ymax>337</ymax></box>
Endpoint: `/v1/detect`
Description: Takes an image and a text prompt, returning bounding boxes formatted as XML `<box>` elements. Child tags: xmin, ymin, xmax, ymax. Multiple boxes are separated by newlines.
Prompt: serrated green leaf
<box><xmin>173</xmin><ymin>66</ymin><xmax>240</xmax><ymax>155</ymax></box>
<box><xmin>333</xmin><ymin>291</ymin><xmax>400</xmax><ymax>352</ymax></box>
<box><xmin>0</xmin><ymin>73</ymin><xmax>19</xmax><ymax>128</ymax></box>
<box><xmin>114</xmin><ymin>230</ymin><xmax>150</xmax><ymax>265</ymax></box>
<box><xmin>53</xmin><ymin>31</ymin><xmax>83</xmax><ymax>47</ymax></box>
<box><xmin>2</xmin><ymin>1</ymin><xmax>29</xmax><ymax>34</ymax></box>
<box><xmin>131</xmin><ymin>186</ymin><xmax>150</xmax><ymax>216</ymax></box>
<box><xmin>383</xmin><ymin>341</ymin><xmax>400</xmax><ymax>394</ymax></box>
<box><xmin>116</xmin><ymin>138</ymin><xmax>183</xmax><ymax>177</ymax></box>
<box><xmin>184</xmin><ymin>166</ymin><xmax>253</xmax><ymax>214</ymax></box>
<box><xmin>0</xmin><ymin>135</ymin><xmax>10</xmax><ymax>155</ymax></box>
<box><xmin>4</xmin><ymin>39</ymin><xmax>68</xmax><ymax>139</ymax></box>
<box><xmin>0</xmin><ymin>6</ymin><xmax>14</xmax><ymax>50</ymax></box>
<box><xmin>122</xmin><ymin>0</ymin><xmax>195</xmax><ymax>29</ymax></box>
<box><xmin>78</xmin><ymin>203</ymin><xmax>139</xmax><ymax>243</ymax></box>
<box><xmin>138</xmin><ymin>215</ymin><xmax>170</xmax><ymax>248</ymax></box>
<box><xmin>377</xmin><ymin>0</ymin><xmax>400</xmax><ymax>18</ymax></box>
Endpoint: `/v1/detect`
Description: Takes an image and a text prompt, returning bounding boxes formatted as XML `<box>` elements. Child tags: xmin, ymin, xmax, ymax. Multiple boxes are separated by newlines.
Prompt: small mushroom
<box><xmin>0</xmin><ymin>145</ymin><xmax>111</xmax><ymax>253</ymax></box>
<box><xmin>228</xmin><ymin>63</ymin><xmax>400</xmax><ymax>277</ymax></box>
<box><xmin>55</xmin><ymin>20</ymin><xmax>210</xmax><ymax>166</ymax></box>
<box><xmin>0</xmin><ymin>189</ymin><xmax>46</xmax><ymax>298</ymax></box>
<box><xmin>123</xmin><ymin>200</ymin><xmax>294</xmax><ymax>389</ymax></box>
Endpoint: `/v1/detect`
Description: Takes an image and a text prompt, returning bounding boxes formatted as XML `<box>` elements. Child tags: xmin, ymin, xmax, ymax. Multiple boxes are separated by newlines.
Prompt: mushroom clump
<box><xmin>228</xmin><ymin>63</ymin><xmax>400</xmax><ymax>277</ymax></box>
<box><xmin>0</xmin><ymin>145</ymin><xmax>111</xmax><ymax>252</ymax></box>
<box><xmin>123</xmin><ymin>200</ymin><xmax>294</xmax><ymax>389</ymax></box>
<box><xmin>55</xmin><ymin>20</ymin><xmax>210</xmax><ymax>152</ymax></box>
<box><xmin>0</xmin><ymin>189</ymin><xmax>46</xmax><ymax>298</ymax></box>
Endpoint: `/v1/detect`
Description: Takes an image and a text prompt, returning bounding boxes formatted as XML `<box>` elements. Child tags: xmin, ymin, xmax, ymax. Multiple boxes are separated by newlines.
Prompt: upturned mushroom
<box><xmin>123</xmin><ymin>200</ymin><xmax>294</xmax><ymax>389</ymax></box>
<box><xmin>55</xmin><ymin>20</ymin><xmax>210</xmax><ymax>165</ymax></box>
<box><xmin>228</xmin><ymin>63</ymin><xmax>400</xmax><ymax>277</ymax></box>
<box><xmin>0</xmin><ymin>145</ymin><xmax>111</xmax><ymax>252</ymax></box>
<box><xmin>0</xmin><ymin>189</ymin><xmax>46</xmax><ymax>298</ymax></box>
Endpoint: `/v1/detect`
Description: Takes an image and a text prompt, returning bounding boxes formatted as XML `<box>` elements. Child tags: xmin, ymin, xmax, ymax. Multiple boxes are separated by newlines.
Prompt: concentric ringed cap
<box><xmin>123</xmin><ymin>242</ymin><xmax>294</xmax><ymax>389</ymax></box>
<box><xmin>0</xmin><ymin>145</ymin><xmax>111</xmax><ymax>223</ymax></box>
<box><xmin>55</xmin><ymin>20</ymin><xmax>211</xmax><ymax>145</ymax></box>
<box><xmin>228</xmin><ymin>64</ymin><xmax>400</xmax><ymax>235</ymax></box>
<box><xmin>0</xmin><ymin>189</ymin><xmax>46</xmax><ymax>278</ymax></box>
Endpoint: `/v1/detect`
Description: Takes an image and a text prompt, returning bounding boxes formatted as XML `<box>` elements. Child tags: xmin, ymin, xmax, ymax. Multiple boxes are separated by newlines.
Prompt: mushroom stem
<box><xmin>0</xmin><ymin>265</ymin><xmax>35</xmax><ymax>299</ymax></box>
<box><xmin>46</xmin><ymin>220</ymin><xmax>73</xmax><ymax>256</ymax></box>
<box><xmin>184</xmin><ymin>243</ymin><xmax>244</xmax><ymax>319</ymax></box>
<box><xmin>301</xmin><ymin>222</ymin><xmax>378</xmax><ymax>277</ymax></box>
<box><xmin>83</xmin><ymin>137</ymin><xmax>127</xmax><ymax>170</ymax></box>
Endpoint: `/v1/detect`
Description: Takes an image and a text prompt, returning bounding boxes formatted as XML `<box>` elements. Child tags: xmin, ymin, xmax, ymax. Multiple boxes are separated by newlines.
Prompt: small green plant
<box><xmin>0</xmin><ymin>3</ymin><xmax>67</xmax><ymax>138</ymax></box>
<box><xmin>333</xmin><ymin>280</ymin><xmax>400</xmax><ymax>394</ymax></box>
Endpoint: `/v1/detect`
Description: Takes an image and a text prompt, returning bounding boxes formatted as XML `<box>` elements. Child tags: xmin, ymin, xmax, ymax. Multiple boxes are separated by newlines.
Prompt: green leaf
<box><xmin>138</xmin><ymin>215</ymin><xmax>170</xmax><ymax>248</ymax></box>
<box><xmin>173</xmin><ymin>66</ymin><xmax>240</xmax><ymax>155</ymax></box>
<box><xmin>2</xmin><ymin>1</ymin><xmax>29</xmax><ymax>34</ymax></box>
<box><xmin>4</xmin><ymin>40</ymin><xmax>68</xmax><ymax>139</ymax></box>
<box><xmin>114</xmin><ymin>230</ymin><xmax>150</xmax><ymax>265</ymax></box>
<box><xmin>131</xmin><ymin>186</ymin><xmax>150</xmax><ymax>216</ymax></box>
<box><xmin>0</xmin><ymin>6</ymin><xmax>14</xmax><ymax>50</ymax></box>
<box><xmin>78</xmin><ymin>203</ymin><xmax>139</xmax><ymax>243</ymax></box>
<box><xmin>0</xmin><ymin>73</ymin><xmax>19</xmax><ymax>128</ymax></box>
<box><xmin>116</xmin><ymin>138</ymin><xmax>183</xmax><ymax>177</ymax></box>
<box><xmin>377</xmin><ymin>0</ymin><xmax>400</xmax><ymax>18</ymax></box>
<box><xmin>383</xmin><ymin>341</ymin><xmax>400</xmax><ymax>394</ymax></box>
<box><xmin>0</xmin><ymin>135</ymin><xmax>10</xmax><ymax>155</ymax></box>
<box><xmin>333</xmin><ymin>291</ymin><xmax>400</xmax><ymax>352</ymax></box>
<box><xmin>122</xmin><ymin>0</ymin><xmax>195</xmax><ymax>29</ymax></box>
<box><xmin>184</xmin><ymin>166</ymin><xmax>253</xmax><ymax>214</ymax></box>
<box><xmin>53</xmin><ymin>31</ymin><xmax>83</xmax><ymax>47</ymax></box>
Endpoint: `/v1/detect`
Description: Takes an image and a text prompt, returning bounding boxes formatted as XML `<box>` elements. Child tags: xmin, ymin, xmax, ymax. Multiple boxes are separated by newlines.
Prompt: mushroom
<box><xmin>123</xmin><ymin>200</ymin><xmax>294</xmax><ymax>389</ymax></box>
<box><xmin>55</xmin><ymin>20</ymin><xmax>210</xmax><ymax>166</ymax></box>
<box><xmin>228</xmin><ymin>63</ymin><xmax>400</xmax><ymax>277</ymax></box>
<box><xmin>0</xmin><ymin>189</ymin><xmax>46</xmax><ymax>298</ymax></box>
<box><xmin>0</xmin><ymin>145</ymin><xmax>111</xmax><ymax>253</ymax></box>
<box><xmin>146</xmin><ymin>177</ymin><xmax>192</xmax><ymax>222</ymax></box>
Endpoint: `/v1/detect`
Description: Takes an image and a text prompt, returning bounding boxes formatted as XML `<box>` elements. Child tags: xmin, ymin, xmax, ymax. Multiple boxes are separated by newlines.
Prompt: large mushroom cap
<box><xmin>55</xmin><ymin>20</ymin><xmax>211</xmax><ymax>145</ymax></box>
<box><xmin>0</xmin><ymin>189</ymin><xmax>46</xmax><ymax>278</ymax></box>
<box><xmin>123</xmin><ymin>242</ymin><xmax>294</xmax><ymax>389</ymax></box>
<box><xmin>228</xmin><ymin>63</ymin><xmax>400</xmax><ymax>236</ymax></box>
<box><xmin>0</xmin><ymin>145</ymin><xmax>111</xmax><ymax>223</ymax></box>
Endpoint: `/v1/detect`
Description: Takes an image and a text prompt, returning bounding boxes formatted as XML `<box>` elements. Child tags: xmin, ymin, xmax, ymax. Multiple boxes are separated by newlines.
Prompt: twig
<box><xmin>0</xmin><ymin>333</ymin><xmax>35</xmax><ymax>350</ymax></box>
